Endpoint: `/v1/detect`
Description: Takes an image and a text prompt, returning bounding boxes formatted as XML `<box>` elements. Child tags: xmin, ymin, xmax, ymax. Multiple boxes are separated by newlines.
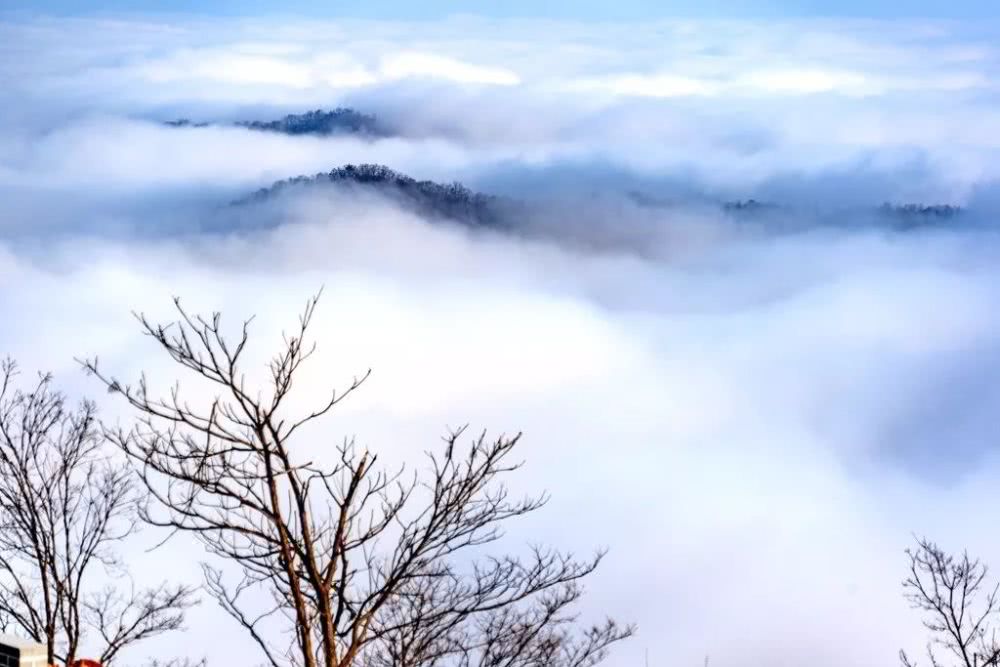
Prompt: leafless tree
<box><xmin>900</xmin><ymin>537</ymin><xmax>1000</xmax><ymax>667</ymax></box>
<box><xmin>0</xmin><ymin>359</ymin><xmax>198</xmax><ymax>666</ymax></box>
<box><xmin>83</xmin><ymin>293</ymin><xmax>634</xmax><ymax>667</ymax></box>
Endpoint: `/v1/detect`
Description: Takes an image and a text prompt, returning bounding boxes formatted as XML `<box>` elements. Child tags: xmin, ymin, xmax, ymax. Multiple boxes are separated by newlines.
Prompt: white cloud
<box><xmin>740</xmin><ymin>67</ymin><xmax>872</xmax><ymax>94</ymax></box>
<box><xmin>571</xmin><ymin>72</ymin><xmax>720</xmax><ymax>97</ymax></box>
<box><xmin>5</xmin><ymin>196</ymin><xmax>1000</xmax><ymax>667</ymax></box>
<box><xmin>133</xmin><ymin>47</ymin><xmax>378</xmax><ymax>89</ymax></box>
<box><xmin>380</xmin><ymin>51</ymin><xmax>521</xmax><ymax>85</ymax></box>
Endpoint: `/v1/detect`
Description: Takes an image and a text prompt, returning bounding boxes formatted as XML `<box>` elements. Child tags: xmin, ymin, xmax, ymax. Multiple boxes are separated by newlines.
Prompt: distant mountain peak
<box><xmin>235</xmin><ymin>163</ymin><xmax>507</xmax><ymax>227</ymax></box>
<box><xmin>877</xmin><ymin>202</ymin><xmax>963</xmax><ymax>218</ymax></box>
<box><xmin>235</xmin><ymin>108</ymin><xmax>384</xmax><ymax>136</ymax></box>
<box><xmin>164</xmin><ymin>107</ymin><xmax>386</xmax><ymax>137</ymax></box>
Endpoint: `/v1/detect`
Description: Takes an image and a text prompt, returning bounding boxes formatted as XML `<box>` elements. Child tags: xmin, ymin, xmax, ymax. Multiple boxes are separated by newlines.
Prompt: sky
<box><xmin>2</xmin><ymin>3</ymin><xmax>1000</xmax><ymax>667</ymax></box>
<box><xmin>4</xmin><ymin>0</ymin><xmax>1000</xmax><ymax>19</ymax></box>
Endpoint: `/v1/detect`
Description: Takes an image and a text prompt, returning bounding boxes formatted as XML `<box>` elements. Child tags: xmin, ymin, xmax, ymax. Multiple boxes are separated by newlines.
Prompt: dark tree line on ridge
<box><xmin>237</xmin><ymin>163</ymin><xmax>510</xmax><ymax>228</ymax></box>
<box><xmin>166</xmin><ymin>108</ymin><xmax>385</xmax><ymax>137</ymax></box>
<box><xmin>233</xmin><ymin>161</ymin><xmax>969</xmax><ymax>233</ymax></box>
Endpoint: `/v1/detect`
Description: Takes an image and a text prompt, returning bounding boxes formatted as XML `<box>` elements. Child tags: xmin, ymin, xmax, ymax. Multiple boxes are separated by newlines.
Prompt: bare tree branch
<box><xmin>84</xmin><ymin>293</ymin><xmax>634</xmax><ymax>667</ymax></box>
<box><xmin>0</xmin><ymin>358</ymin><xmax>197</xmax><ymax>666</ymax></box>
<box><xmin>901</xmin><ymin>537</ymin><xmax>1000</xmax><ymax>667</ymax></box>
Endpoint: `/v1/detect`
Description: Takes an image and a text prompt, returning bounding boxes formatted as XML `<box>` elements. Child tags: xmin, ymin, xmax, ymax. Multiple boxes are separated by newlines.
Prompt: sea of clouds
<box><xmin>3</xmin><ymin>12</ymin><xmax>1000</xmax><ymax>667</ymax></box>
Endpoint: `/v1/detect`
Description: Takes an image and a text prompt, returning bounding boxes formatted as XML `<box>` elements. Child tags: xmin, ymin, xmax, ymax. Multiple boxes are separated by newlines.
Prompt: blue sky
<box><xmin>3</xmin><ymin>0</ymin><xmax>999</xmax><ymax>19</ymax></box>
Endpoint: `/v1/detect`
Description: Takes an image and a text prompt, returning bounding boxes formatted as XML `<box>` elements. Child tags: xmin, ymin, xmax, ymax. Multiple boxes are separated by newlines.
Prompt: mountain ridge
<box><xmin>233</xmin><ymin>163</ymin><xmax>972</xmax><ymax>232</ymax></box>
<box><xmin>165</xmin><ymin>107</ymin><xmax>385</xmax><ymax>137</ymax></box>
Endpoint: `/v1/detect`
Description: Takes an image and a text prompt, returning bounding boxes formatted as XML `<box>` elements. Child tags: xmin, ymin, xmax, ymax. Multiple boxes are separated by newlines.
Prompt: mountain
<box><xmin>235</xmin><ymin>108</ymin><xmax>383</xmax><ymax>136</ymax></box>
<box><xmin>164</xmin><ymin>108</ymin><xmax>385</xmax><ymax>137</ymax></box>
<box><xmin>722</xmin><ymin>199</ymin><xmax>780</xmax><ymax>214</ymax></box>
<box><xmin>235</xmin><ymin>164</ymin><xmax>509</xmax><ymax>227</ymax></box>
<box><xmin>876</xmin><ymin>203</ymin><xmax>963</xmax><ymax>223</ymax></box>
<box><xmin>719</xmin><ymin>199</ymin><xmax>965</xmax><ymax>227</ymax></box>
<box><xmin>234</xmin><ymin>164</ymin><xmax>970</xmax><ymax>234</ymax></box>
<box><xmin>164</xmin><ymin>119</ymin><xmax>210</xmax><ymax>128</ymax></box>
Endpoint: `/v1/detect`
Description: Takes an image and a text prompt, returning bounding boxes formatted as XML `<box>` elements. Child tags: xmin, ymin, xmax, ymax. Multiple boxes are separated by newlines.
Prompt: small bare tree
<box><xmin>84</xmin><ymin>293</ymin><xmax>634</xmax><ymax>667</ymax></box>
<box><xmin>900</xmin><ymin>537</ymin><xmax>1000</xmax><ymax>667</ymax></box>
<box><xmin>0</xmin><ymin>359</ymin><xmax>198</xmax><ymax>666</ymax></box>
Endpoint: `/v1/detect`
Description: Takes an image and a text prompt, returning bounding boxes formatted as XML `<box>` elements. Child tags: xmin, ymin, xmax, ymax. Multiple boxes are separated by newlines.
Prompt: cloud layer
<box><xmin>3</xmin><ymin>12</ymin><xmax>1000</xmax><ymax>667</ymax></box>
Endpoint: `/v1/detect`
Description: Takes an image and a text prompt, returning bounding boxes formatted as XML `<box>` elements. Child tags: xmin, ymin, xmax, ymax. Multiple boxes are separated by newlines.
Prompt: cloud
<box><xmin>740</xmin><ymin>66</ymin><xmax>871</xmax><ymax>94</ymax></box>
<box><xmin>7</xmin><ymin>191</ymin><xmax>1000</xmax><ymax>667</ymax></box>
<box><xmin>132</xmin><ymin>47</ymin><xmax>524</xmax><ymax>91</ymax></box>
<box><xmin>380</xmin><ymin>52</ymin><xmax>521</xmax><ymax>85</ymax></box>
<box><xmin>3</xmin><ymin>12</ymin><xmax>1000</xmax><ymax>667</ymax></box>
<box><xmin>571</xmin><ymin>73</ymin><xmax>720</xmax><ymax>97</ymax></box>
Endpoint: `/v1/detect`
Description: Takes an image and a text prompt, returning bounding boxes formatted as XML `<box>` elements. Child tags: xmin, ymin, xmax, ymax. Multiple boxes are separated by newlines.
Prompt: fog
<box><xmin>2</xmin><ymin>12</ymin><xmax>1000</xmax><ymax>667</ymax></box>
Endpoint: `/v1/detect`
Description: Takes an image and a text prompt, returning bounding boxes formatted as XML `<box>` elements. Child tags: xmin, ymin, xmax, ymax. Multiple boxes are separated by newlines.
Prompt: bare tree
<box><xmin>0</xmin><ymin>359</ymin><xmax>198</xmax><ymax>666</ymax></box>
<box><xmin>900</xmin><ymin>537</ymin><xmax>1000</xmax><ymax>667</ymax></box>
<box><xmin>83</xmin><ymin>293</ymin><xmax>634</xmax><ymax>667</ymax></box>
